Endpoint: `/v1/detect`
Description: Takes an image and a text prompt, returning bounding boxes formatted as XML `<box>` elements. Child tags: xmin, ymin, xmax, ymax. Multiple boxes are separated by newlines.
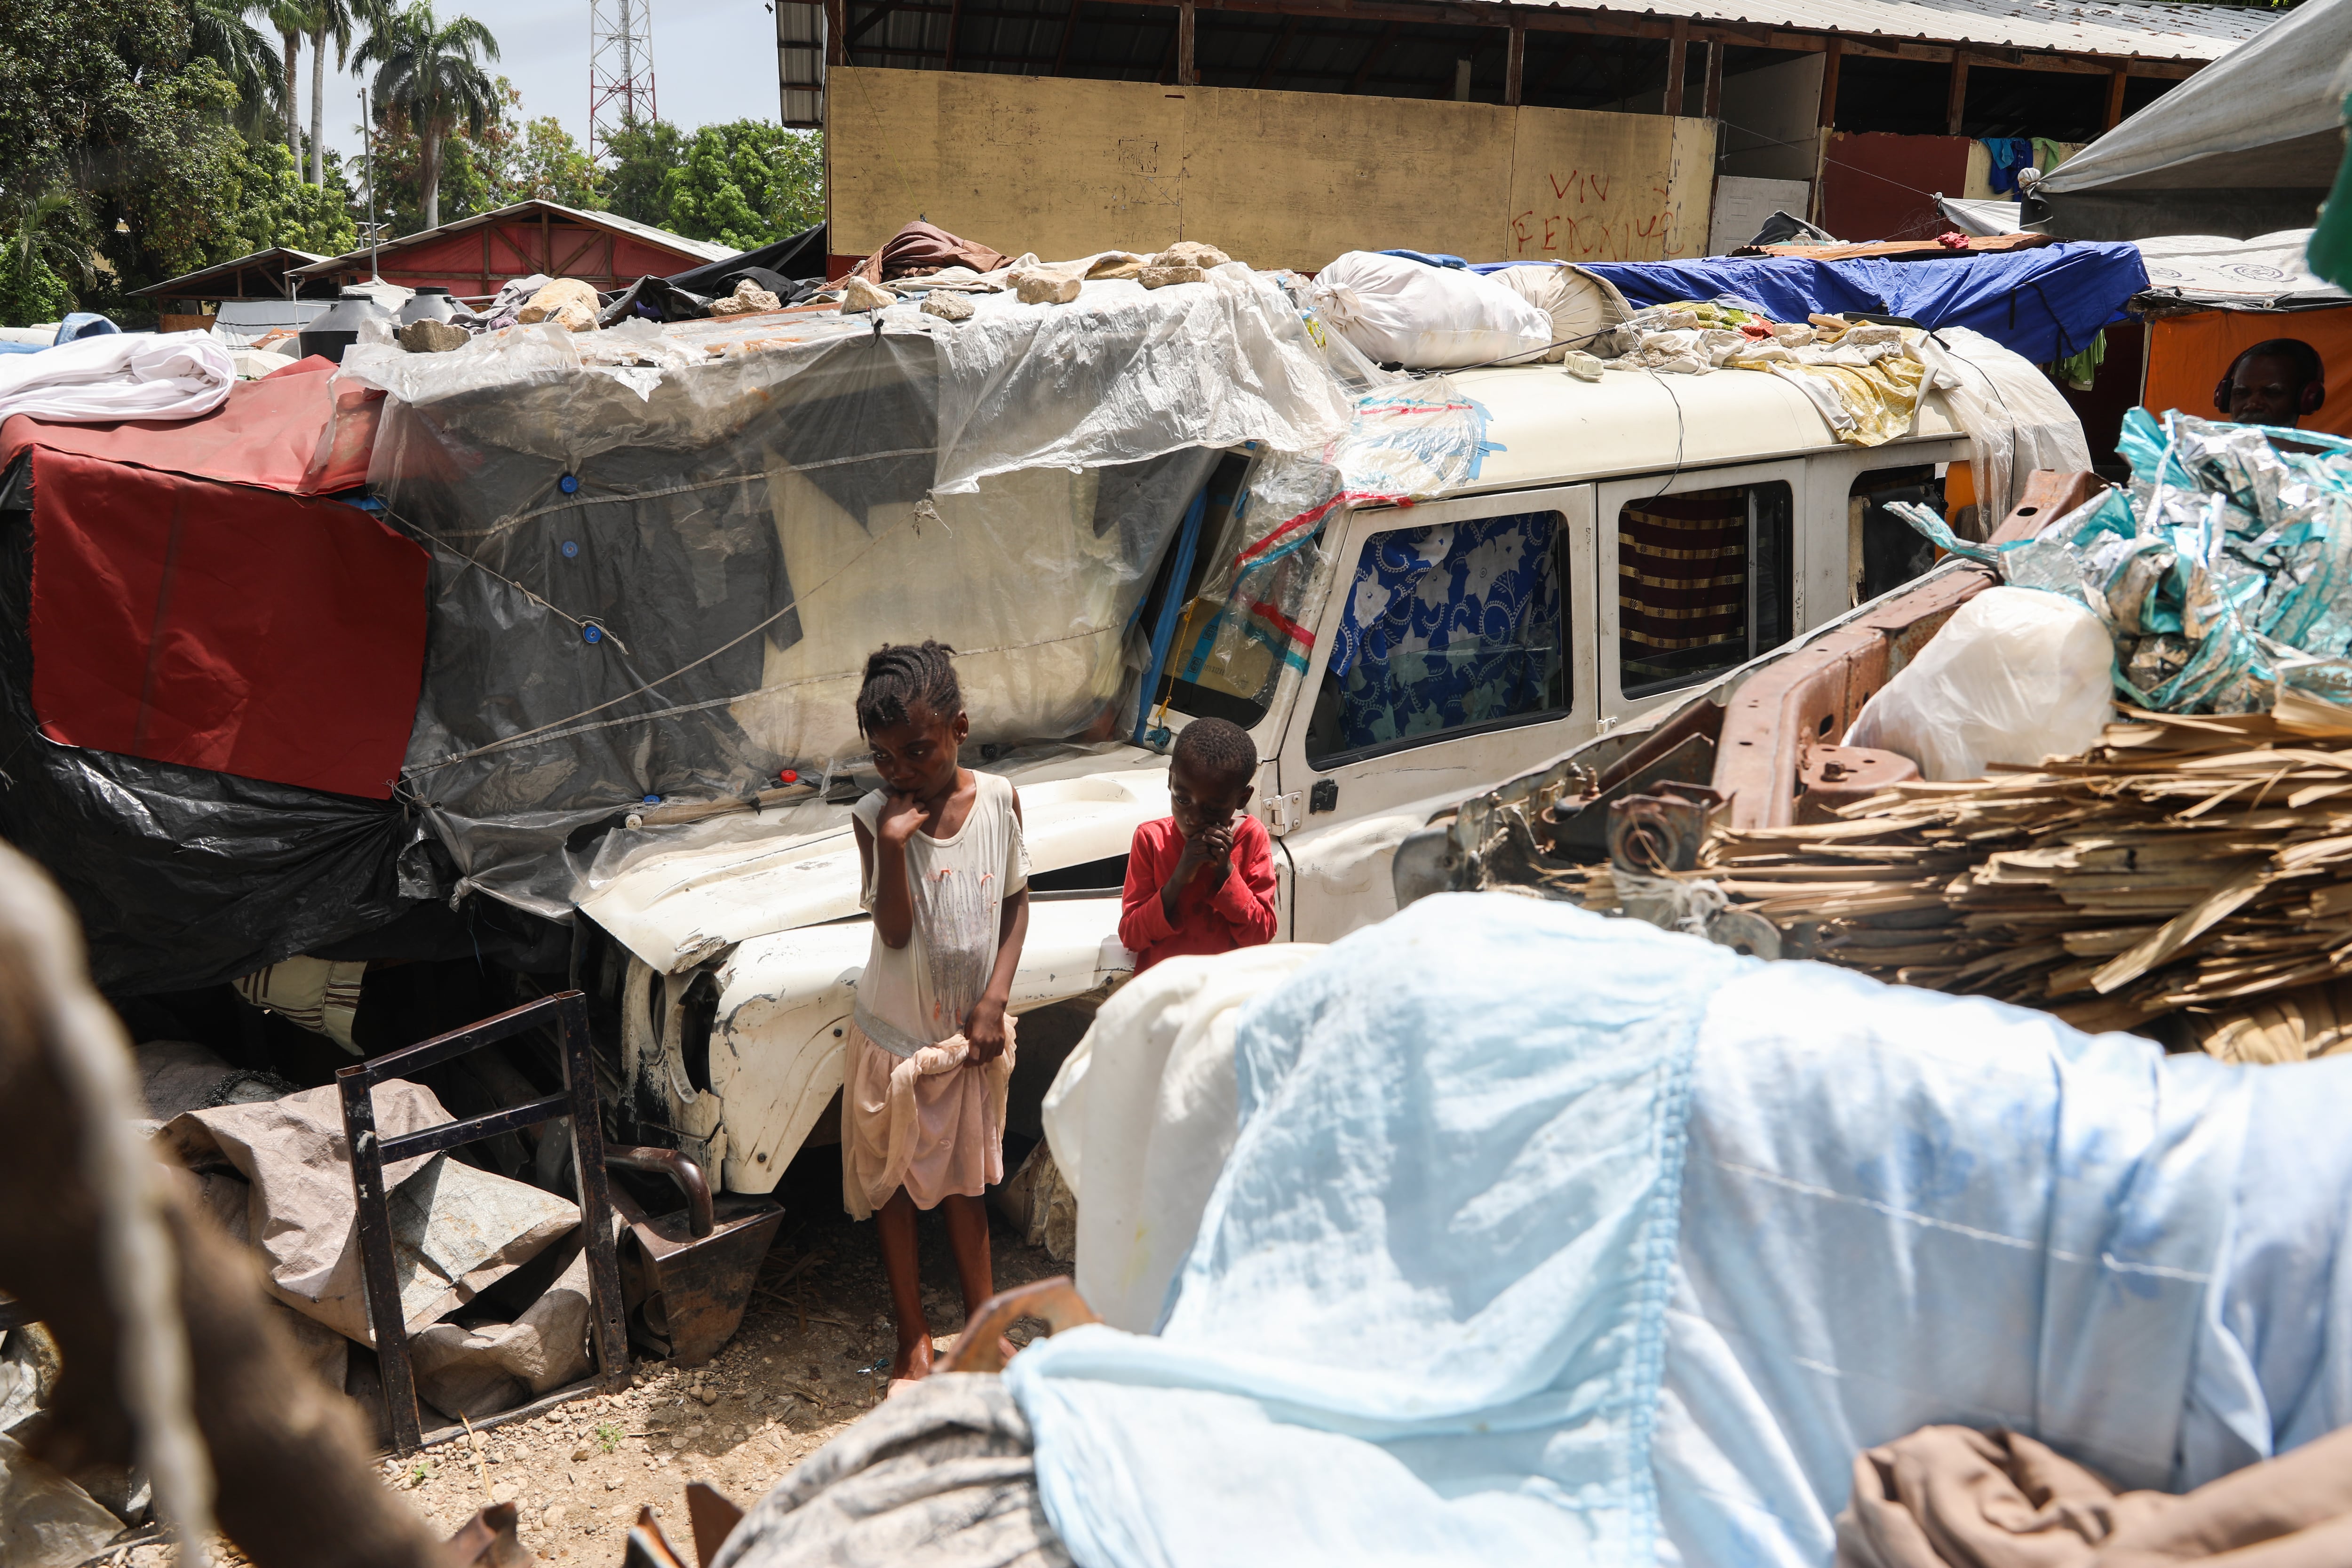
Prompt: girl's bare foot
<box><xmin>892</xmin><ymin>1326</ymin><xmax>936</xmax><ymax>1382</ymax></box>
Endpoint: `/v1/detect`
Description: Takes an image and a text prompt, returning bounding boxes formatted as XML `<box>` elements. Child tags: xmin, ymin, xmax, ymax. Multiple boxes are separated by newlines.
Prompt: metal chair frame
<box><xmin>336</xmin><ymin>989</ymin><xmax>630</xmax><ymax>1454</ymax></box>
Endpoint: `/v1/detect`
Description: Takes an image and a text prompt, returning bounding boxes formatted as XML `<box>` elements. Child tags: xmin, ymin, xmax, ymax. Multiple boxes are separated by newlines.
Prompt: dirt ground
<box><xmin>114</xmin><ymin>1194</ymin><xmax>1065</xmax><ymax>1568</ymax></box>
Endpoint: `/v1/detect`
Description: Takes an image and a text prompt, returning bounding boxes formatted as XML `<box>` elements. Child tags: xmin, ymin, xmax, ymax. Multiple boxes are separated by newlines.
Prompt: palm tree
<box><xmin>306</xmin><ymin>0</ymin><xmax>373</xmax><ymax>187</ymax></box>
<box><xmin>354</xmin><ymin>2</ymin><xmax>500</xmax><ymax>230</ymax></box>
<box><xmin>185</xmin><ymin>0</ymin><xmax>288</xmax><ymax>137</ymax></box>
<box><xmin>262</xmin><ymin>0</ymin><xmax>311</xmax><ymax>167</ymax></box>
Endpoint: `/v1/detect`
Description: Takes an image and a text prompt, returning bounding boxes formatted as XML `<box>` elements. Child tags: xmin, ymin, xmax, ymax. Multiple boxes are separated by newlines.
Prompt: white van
<box><xmin>579</xmin><ymin>361</ymin><xmax>1979</xmax><ymax>1193</ymax></box>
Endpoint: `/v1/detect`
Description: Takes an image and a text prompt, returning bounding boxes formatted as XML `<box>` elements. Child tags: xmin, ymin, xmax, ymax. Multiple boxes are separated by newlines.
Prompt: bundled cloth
<box><xmin>1839</xmin><ymin>1423</ymin><xmax>2352</xmax><ymax>1567</ymax></box>
<box><xmin>1605</xmin><ymin>302</ymin><xmax>1929</xmax><ymax>446</ymax></box>
<box><xmin>852</xmin><ymin>219</ymin><xmax>1009</xmax><ymax>285</ymax></box>
<box><xmin>0</xmin><ymin>329</ymin><xmax>233</xmax><ymax>424</ymax></box>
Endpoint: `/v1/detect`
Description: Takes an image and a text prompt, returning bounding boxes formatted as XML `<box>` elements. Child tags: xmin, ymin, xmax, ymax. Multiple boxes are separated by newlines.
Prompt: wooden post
<box><xmin>824</xmin><ymin>0</ymin><xmax>845</xmax><ymax>67</ymax></box>
<box><xmin>1505</xmin><ymin>17</ymin><xmax>1525</xmax><ymax>106</ymax></box>
<box><xmin>944</xmin><ymin>0</ymin><xmax>963</xmax><ymax>67</ymax></box>
<box><xmin>1663</xmin><ymin>19</ymin><xmax>1687</xmax><ymax>117</ymax></box>
<box><xmin>1176</xmin><ymin>0</ymin><xmax>1195</xmax><ymax>86</ymax></box>
<box><xmin>2103</xmin><ymin>67</ymin><xmax>2128</xmax><ymax>129</ymax></box>
<box><xmin>1816</xmin><ymin>36</ymin><xmax>1840</xmax><ymax>127</ymax></box>
<box><xmin>1945</xmin><ymin>56</ymin><xmax>1969</xmax><ymax>136</ymax></box>
<box><xmin>1701</xmin><ymin>38</ymin><xmax>1722</xmax><ymax>119</ymax></box>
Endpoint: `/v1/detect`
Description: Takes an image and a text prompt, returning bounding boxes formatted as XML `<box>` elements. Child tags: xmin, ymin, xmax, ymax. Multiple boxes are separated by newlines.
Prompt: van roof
<box><xmin>1439</xmin><ymin>363</ymin><xmax>1966</xmax><ymax>495</ymax></box>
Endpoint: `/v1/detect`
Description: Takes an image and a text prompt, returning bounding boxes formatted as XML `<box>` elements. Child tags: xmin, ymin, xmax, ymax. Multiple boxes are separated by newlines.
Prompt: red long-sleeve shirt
<box><xmin>1118</xmin><ymin>815</ymin><xmax>1280</xmax><ymax>973</ymax></box>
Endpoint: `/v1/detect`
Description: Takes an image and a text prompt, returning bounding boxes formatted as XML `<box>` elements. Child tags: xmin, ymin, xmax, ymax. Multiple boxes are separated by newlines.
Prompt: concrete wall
<box><xmin>826</xmin><ymin>68</ymin><xmax>1716</xmax><ymax>271</ymax></box>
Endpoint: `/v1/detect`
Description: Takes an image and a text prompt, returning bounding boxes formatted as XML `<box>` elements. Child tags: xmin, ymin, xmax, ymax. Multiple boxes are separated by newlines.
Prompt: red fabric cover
<box><xmin>0</xmin><ymin>355</ymin><xmax>380</xmax><ymax>497</ymax></box>
<box><xmin>1118</xmin><ymin>815</ymin><xmax>1280</xmax><ymax>973</ymax></box>
<box><xmin>25</xmin><ymin>446</ymin><xmax>426</xmax><ymax>798</ymax></box>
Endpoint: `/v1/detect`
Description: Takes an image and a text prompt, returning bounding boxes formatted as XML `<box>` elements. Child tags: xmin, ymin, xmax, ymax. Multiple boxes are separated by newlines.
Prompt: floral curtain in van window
<box><xmin>1332</xmin><ymin>511</ymin><xmax>1562</xmax><ymax>751</ymax></box>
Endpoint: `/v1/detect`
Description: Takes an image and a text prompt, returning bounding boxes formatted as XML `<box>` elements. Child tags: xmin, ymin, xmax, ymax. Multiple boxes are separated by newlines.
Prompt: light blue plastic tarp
<box><xmin>1503</xmin><ymin>244</ymin><xmax>2150</xmax><ymax>365</ymax></box>
<box><xmin>1007</xmin><ymin>894</ymin><xmax>2352</xmax><ymax>1568</ymax></box>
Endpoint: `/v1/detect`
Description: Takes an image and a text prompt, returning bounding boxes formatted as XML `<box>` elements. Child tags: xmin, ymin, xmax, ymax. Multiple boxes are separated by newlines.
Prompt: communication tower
<box><xmin>588</xmin><ymin>0</ymin><xmax>656</xmax><ymax>161</ymax></box>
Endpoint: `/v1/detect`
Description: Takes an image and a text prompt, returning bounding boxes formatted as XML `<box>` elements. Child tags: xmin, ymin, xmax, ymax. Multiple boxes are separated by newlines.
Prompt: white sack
<box><xmin>0</xmin><ymin>329</ymin><xmax>233</xmax><ymax>424</ymax></box>
<box><xmin>410</xmin><ymin>1240</ymin><xmax>596</xmax><ymax>1419</ymax></box>
<box><xmin>1040</xmin><ymin>943</ymin><xmax>1324</xmax><ymax>1332</ymax></box>
<box><xmin>1483</xmin><ymin>262</ymin><xmax>1635</xmax><ymax>362</ymax></box>
<box><xmin>1846</xmin><ymin>586</ymin><xmax>2114</xmax><ymax>781</ymax></box>
<box><xmin>1309</xmin><ymin>253</ymin><xmax>1551</xmax><ymax>370</ymax></box>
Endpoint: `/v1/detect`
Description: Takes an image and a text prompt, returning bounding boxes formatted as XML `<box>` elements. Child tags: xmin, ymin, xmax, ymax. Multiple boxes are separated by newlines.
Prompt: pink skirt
<box><xmin>840</xmin><ymin>1015</ymin><xmax>1017</xmax><ymax>1220</ymax></box>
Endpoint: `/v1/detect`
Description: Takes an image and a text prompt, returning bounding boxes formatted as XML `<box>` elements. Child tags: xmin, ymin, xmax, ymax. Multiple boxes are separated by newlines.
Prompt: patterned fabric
<box><xmin>1329</xmin><ymin>511</ymin><xmax>1563</xmax><ymax>752</ymax></box>
<box><xmin>230</xmin><ymin>955</ymin><xmax>367</xmax><ymax>1053</ymax></box>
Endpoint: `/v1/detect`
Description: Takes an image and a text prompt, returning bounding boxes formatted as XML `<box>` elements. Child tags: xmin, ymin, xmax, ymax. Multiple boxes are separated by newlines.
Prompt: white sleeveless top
<box><xmin>852</xmin><ymin>771</ymin><xmax>1028</xmax><ymax>1058</ymax></box>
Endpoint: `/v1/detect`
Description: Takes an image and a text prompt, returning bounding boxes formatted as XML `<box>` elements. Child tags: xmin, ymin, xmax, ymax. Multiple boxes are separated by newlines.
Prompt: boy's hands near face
<box><xmin>1196</xmin><ymin>820</ymin><xmax>1236</xmax><ymax>887</ymax></box>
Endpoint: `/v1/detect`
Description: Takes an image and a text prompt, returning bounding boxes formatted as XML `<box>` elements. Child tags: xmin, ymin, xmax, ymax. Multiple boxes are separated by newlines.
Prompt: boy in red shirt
<box><xmin>1119</xmin><ymin>717</ymin><xmax>1279</xmax><ymax>973</ymax></box>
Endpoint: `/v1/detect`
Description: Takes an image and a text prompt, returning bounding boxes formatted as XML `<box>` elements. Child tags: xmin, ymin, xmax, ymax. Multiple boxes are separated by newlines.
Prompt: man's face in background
<box><xmin>2228</xmin><ymin>351</ymin><xmax>2311</xmax><ymax>428</ymax></box>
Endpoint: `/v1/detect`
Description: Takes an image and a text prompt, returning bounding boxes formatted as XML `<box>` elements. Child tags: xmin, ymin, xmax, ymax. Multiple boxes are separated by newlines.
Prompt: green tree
<box><xmin>657</xmin><ymin>121</ymin><xmax>822</xmax><ymax>251</ymax></box>
<box><xmin>362</xmin><ymin>76</ymin><xmax>516</xmax><ymax>234</ymax></box>
<box><xmin>0</xmin><ymin>194</ymin><xmax>91</xmax><ymax>329</ymax></box>
<box><xmin>186</xmin><ymin>0</ymin><xmax>287</xmax><ymax>139</ymax></box>
<box><xmin>0</xmin><ymin>0</ymin><xmax>369</xmax><ymax>324</ymax></box>
<box><xmin>229</xmin><ymin>139</ymin><xmax>357</xmax><ymax>255</ymax></box>
<box><xmin>354</xmin><ymin>0</ymin><xmax>499</xmax><ymax>230</ymax></box>
<box><xmin>600</xmin><ymin>115</ymin><xmax>687</xmax><ymax>229</ymax></box>
<box><xmin>508</xmin><ymin>116</ymin><xmax>602</xmax><ymax>208</ymax></box>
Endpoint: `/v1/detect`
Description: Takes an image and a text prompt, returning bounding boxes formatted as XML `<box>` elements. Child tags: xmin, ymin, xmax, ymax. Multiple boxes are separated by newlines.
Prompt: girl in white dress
<box><xmin>843</xmin><ymin>641</ymin><xmax>1029</xmax><ymax>1385</ymax></box>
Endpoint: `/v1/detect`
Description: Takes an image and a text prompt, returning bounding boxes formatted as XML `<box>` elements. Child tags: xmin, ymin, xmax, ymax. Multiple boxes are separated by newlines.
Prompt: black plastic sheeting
<box><xmin>666</xmin><ymin>224</ymin><xmax>827</xmax><ymax>295</ymax></box>
<box><xmin>0</xmin><ymin>457</ymin><xmax>569</xmax><ymax>995</ymax></box>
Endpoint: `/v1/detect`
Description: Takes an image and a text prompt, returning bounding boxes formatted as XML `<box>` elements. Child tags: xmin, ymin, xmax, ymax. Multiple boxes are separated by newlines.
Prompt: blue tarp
<box><xmin>1484</xmin><ymin>243</ymin><xmax>2147</xmax><ymax>365</ymax></box>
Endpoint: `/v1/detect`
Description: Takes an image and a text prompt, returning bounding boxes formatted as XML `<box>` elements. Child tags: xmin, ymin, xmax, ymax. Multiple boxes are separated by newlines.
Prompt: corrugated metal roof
<box><xmin>129</xmin><ymin>246</ymin><xmax>328</xmax><ymax>298</ymax></box>
<box><xmin>1530</xmin><ymin>0</ymin><xmax>2275</xmax><ymax>63</ymax></box>
<box><xmin>290</xmin><ymin>199</ymin><xmax>733</xmax><ymax>278</ymax></box>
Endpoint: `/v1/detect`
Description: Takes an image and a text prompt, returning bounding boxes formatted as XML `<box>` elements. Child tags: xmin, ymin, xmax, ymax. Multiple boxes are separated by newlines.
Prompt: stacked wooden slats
<box><xmin>1547</xmin><ymin>693</ymin><xmax>2352</xmax><ymax>1053</ymax></box>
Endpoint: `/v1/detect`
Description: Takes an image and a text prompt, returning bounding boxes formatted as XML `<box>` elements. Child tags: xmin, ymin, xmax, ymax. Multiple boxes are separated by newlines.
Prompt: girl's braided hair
<box><xmin>855</xmin><ymin>640</ymin><xmax>962</xmax><ymax>737</ymax></box>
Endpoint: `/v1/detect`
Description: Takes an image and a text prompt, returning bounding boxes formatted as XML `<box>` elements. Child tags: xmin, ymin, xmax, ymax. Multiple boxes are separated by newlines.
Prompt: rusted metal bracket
<box><xmin>336</xmin><ymin>990</ymin><xmax>631</xmax><ymax>1455</ymax></box>
<box><xmin>604</xmin><ymin>1145</ymin><xmax>783</xmax><ymax>1368</ymax></box>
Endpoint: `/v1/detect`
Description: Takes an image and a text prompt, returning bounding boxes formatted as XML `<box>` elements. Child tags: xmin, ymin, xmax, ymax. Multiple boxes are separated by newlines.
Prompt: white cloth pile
<box><xmin>0</xmin><ymin>330</ymin><xmax>235</xmax><ymax>425</ymax></box>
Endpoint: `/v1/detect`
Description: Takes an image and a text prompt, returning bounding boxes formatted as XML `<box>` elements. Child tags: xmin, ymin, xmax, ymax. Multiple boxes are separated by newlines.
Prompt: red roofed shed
<box><xmin>288</xmin><ymin>199</ymin><xmax>734</xmax><ymax>304</ymax></box>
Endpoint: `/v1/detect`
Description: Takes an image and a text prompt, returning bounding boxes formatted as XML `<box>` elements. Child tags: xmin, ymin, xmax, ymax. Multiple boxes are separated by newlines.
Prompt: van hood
<box><xmin>580</xmin><ymin>744</ymin><xmax>1172</xmax><ymax>973</ymax></box>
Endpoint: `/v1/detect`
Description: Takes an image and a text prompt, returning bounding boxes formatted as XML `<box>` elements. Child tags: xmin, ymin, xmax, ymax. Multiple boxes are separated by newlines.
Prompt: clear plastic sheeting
<box><xmin>931</xmin><ymin>262</ymin><xmax>1358</xmax><ymax>495</ymax></box>
<box><xmin>350</xmin><ymin>271</ymin><xmax>1359</xmax><ymax>916</ymax></box>
<box><xmin>1177</xmin><ymin>381</ymin><xmax>1499</xmax><ymax>714</ymax></box>
<box><xmin>1893</xmin><ymin>408</ymin><xmax>2352</xmax><ymax>715</ymax></box>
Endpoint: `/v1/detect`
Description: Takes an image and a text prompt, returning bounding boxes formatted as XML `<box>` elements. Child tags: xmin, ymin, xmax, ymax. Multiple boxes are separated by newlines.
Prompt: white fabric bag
<box><xmin>1846</xmin><ymin>585</ymin><xmax>2114</xmax><ymax>780</ymax></box>
<box><xmin>1484</xmin><ymin>262</ymin><xmax>1636</xmax><ymax>362</ymax></box>
<box><xmin>0</xmin><ymin>329</ymin><xmax>234</xmax><ymax>425</ymax></box>
<box><xmin>1309</xmin><ymin>252</ymin><xmax>1551</xmax><ymax>370</ymax></box>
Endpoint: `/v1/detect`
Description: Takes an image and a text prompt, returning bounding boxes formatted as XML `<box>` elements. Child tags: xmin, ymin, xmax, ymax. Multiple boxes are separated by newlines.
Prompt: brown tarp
<box><xmin>1837</xmin><ymin>1425</ymin><xmax>2352</xmax><ymax>1568</ymax></box>
<box><xmin>850</xmin><ymin>220</ymin><xmax>1008</xmax><ymax>285</ymax></box>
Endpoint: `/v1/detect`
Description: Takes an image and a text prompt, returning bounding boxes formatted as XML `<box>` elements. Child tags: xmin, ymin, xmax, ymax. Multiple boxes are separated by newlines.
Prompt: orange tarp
<box><xmin>2143</xmin><ymin>306</ymin><xmax>2352</xmax><ymax>441</ymax></box>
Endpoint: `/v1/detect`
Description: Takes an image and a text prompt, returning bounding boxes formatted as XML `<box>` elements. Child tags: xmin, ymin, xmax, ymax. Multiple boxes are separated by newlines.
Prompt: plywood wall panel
<box><xmin>1178</xmin><ymin>90</ymin><xmax>1517</xmax><ymax>269</ymax></box>
<box><xmin>830</xmin><ymin>66</ymin><xmax>1716</xmax><ymax>271</ymax></box>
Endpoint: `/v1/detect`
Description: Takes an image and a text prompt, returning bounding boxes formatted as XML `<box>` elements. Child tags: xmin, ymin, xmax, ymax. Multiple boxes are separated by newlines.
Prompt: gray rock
<box><xmin>920</xmin><ymin>291</ymin><xmax>975</xmax><ymax>322</ymax></box>
<box><xmin>399</xmin><ymin>318</ymin><xmax>470</xmax><ymax>353</ymax></box>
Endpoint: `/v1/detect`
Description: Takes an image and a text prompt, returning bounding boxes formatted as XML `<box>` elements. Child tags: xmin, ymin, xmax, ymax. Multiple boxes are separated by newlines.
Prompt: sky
<box><xmin>318</xmin><ymin>0</ymin><xmax>781</xmax><ymax>161</ymax></box>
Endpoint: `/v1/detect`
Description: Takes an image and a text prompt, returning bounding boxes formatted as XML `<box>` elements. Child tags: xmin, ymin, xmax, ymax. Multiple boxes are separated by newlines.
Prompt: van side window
<box><xmin>1304</xmin><ymin>510</ymin><xmax>1569</xmax><ymax>765</ymax></box>
<box><xmin>1848</xmin><ymin>466</ymin><xmax>1946</xmax><ymax>608</ymax></box>
<box><xmin>1616</xmin><ymin>482</ymin><xmax>1792</xmax><ymax>700</ymax></box>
